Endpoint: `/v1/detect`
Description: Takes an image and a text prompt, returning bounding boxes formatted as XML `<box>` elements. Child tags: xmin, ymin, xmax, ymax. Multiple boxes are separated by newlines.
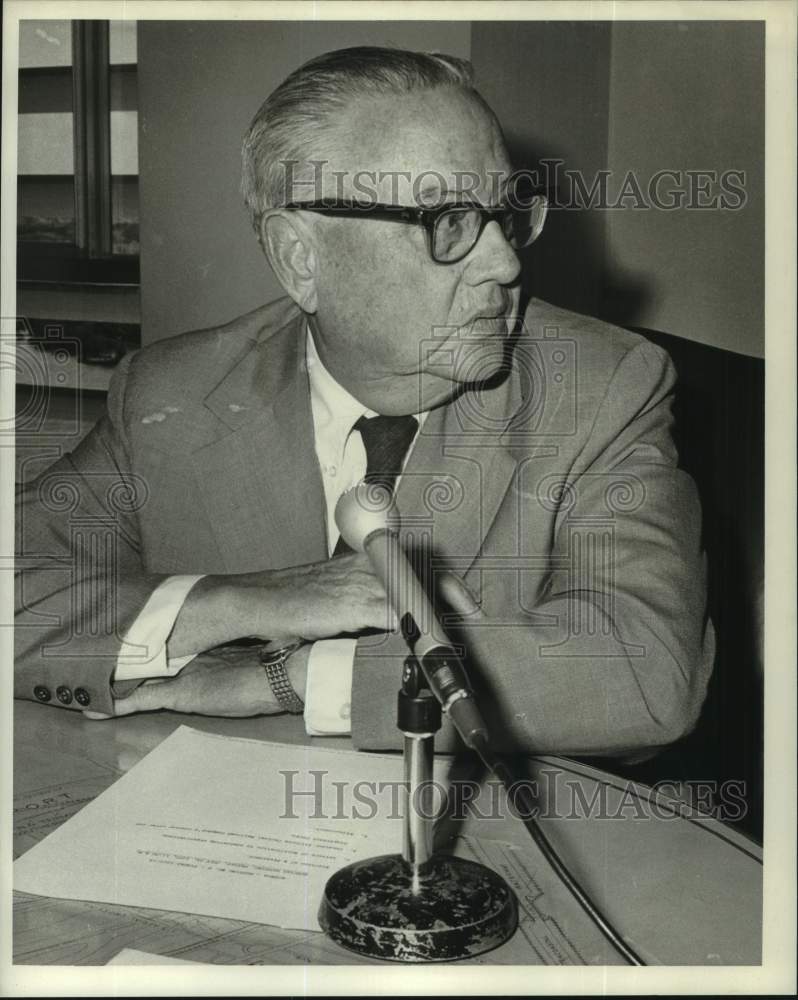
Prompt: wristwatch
<box><xmin>260</xmin><ymin>640</ymin><xmax>306</xmax><ymax>714</ymax></box>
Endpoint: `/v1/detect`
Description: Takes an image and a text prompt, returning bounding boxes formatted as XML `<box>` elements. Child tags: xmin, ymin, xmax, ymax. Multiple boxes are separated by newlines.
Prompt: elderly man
<box><xmin>14</xmin><ymin>46</ymin><xmax>713</xmax><ymax>755</ymax></box>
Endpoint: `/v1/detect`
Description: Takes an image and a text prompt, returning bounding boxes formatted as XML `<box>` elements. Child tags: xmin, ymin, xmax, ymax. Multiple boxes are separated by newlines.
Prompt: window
<box><xmin>15</xmin><ymin>19</ymin><xmax>141</xmax><ymax>479</ymax></box>
<box><xmin>17</xmin><ymin>19</ymin><xmax>140</xmax><ymax>284</ymax></box>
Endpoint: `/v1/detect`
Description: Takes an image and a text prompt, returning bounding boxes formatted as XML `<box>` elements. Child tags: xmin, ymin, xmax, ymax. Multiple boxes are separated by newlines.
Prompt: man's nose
<box><xmin>465</xmin><ymin>219</ymin><xmax>522</xmax><ymax>285</ymax></box>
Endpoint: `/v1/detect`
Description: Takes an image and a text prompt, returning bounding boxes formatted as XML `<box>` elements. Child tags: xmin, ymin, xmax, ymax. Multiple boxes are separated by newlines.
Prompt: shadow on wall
<box><xmin>506</xmin><ymin>134</ymin><xmax>654</xmax><ymax>324</ymax></box>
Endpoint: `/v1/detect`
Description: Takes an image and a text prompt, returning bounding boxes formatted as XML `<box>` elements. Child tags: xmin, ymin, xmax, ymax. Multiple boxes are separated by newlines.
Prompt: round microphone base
<box><xmin>318</xmin><ymin>853</ymin><xmax>518</xmax><ymax>962</ymax></box>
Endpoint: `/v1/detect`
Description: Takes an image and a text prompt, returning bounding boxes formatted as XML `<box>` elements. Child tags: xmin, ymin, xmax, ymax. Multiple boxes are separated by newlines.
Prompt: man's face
<box><xmin>304</xmin><ymin>86</ymin><xmax>522</xmax><ymax>415</ymax></box>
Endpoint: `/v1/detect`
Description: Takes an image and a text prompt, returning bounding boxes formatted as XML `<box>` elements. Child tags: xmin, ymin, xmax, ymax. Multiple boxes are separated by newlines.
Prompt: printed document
<box><xmin>14</xmin><ymin>726</ymin><xmax>451</xmax><ymax>932</ymax></box>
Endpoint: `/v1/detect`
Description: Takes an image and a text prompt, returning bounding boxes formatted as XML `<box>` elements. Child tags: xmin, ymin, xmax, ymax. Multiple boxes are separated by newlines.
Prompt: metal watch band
<box><xmin>260</xmin><ymin>641</ymin><xmax>305</xmax><ymax>714</ymax></box>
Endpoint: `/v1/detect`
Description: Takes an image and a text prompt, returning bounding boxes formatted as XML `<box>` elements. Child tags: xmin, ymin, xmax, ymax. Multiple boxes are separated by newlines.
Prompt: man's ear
<box><xmin>259</xmin><ymin>212</ymin><xmax>319</xmax><ymax>313</ymax></box>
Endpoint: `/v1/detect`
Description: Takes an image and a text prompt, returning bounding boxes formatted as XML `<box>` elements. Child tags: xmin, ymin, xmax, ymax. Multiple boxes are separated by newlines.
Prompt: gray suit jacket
<box><xmin>15</xmin><ymin>296</ymin><xmax>714</xmax><ymax>755</ymax></box>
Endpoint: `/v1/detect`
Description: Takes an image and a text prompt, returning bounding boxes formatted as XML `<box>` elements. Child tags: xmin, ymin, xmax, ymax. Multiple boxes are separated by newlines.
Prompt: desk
<box><xmin>13</xmin><ymin>700</ymin><xmax>762</xmax><ymax>966</ymax></box>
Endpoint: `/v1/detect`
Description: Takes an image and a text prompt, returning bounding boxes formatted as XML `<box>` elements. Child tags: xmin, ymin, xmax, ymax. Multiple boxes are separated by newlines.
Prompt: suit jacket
<box><xmin>15</xmin><ymin>296</ymin><xmax>714</xmax><ymax>755</ymax></box>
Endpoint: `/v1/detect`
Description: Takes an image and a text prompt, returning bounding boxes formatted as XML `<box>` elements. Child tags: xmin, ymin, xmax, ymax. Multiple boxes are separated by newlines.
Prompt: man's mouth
<box><xmin>463</xmin><ymin>295</ymin><xmax>513</xmax><ymax>327</ymax></box>
<box><xmin>464</xmin><ymin>310</ymin><xmax>511</xmax><ymax>334</ymax></box>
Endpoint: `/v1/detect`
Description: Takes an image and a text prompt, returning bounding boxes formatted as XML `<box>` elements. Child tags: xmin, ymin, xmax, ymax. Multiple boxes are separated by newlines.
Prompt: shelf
<box><xmin>14</xmin><ymin>316</ymin><xmax>139</xmax><ymax>393</ymax></box>
<box><xmin>17</xmin><ymin>243</ymin><xmax>140</xmax><ymax>285</ymax></box>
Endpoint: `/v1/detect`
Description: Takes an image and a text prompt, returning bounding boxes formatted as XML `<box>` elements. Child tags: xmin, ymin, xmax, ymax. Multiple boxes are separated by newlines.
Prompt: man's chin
<box><xmin>454</xmin><ymin>336</ymin><xmax>510</xmax><ymax>385</ymax></box>
<box><xmin>417</xmin><ymin>357</ymin><xmax>506</xmax><ymax>411</ymax></box>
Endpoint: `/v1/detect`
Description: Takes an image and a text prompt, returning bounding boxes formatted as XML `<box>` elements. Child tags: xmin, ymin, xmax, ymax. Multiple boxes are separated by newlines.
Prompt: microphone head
<box><xmin>335</xmin><ymin>481</ymin><xmax>400</xmax><ymax>551</ymax></box>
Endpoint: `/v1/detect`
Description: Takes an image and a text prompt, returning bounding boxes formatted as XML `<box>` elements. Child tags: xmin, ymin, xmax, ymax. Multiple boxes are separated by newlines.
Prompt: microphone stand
<box><xmin>318</xmin><ymin>655</ymin><xmax>518</xmax><ymax>962</ymax></box>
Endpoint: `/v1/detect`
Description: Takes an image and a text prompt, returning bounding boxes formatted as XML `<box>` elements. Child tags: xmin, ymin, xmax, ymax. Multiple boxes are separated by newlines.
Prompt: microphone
<box><xmin>334</xmin><ymin>488</ymin><xmax>646</xmax><ymax>967</ymax></box>
<box><xmin>335</xmin><ymin>482</ymin><xmax>489</xmax><ymax>749</ymax></box>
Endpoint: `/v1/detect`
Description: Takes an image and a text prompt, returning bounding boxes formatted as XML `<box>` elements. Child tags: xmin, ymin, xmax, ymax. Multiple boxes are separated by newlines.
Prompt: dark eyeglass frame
<box><xmin>280</xmin><ymin>196</ymin><xmax>548</xmax><ymax>265</ymax></box>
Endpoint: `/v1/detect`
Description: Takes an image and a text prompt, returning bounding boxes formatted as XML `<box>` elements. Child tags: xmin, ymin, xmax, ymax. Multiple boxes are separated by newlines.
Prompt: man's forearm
<box><xmin>350</xmin><ymin>587</ymin><xmax>714</xmax><ymax>755</ymax></box>
<box><xmin>166</xmin><ymin>555</ymin><xmax>394</xmax><ymax>659</ymax></box>
<box><xmin>166</xmin><ymin>576</ymin><xmax>256</xmax><ymax>658</ymax></box>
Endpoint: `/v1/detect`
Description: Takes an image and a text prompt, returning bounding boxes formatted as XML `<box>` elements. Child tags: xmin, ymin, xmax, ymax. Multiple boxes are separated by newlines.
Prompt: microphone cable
<box><xmin>469</xmin><ymin>732</ymin><xmax>646</xmax><ymax>967</ymax></box>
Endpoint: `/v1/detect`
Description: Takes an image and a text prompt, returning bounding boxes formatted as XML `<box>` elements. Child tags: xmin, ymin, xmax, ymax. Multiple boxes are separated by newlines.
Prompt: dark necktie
<box><xmin>333</xmin><ymin>413</ymin><xmax>418</xmax><ymax>556</ymax></box>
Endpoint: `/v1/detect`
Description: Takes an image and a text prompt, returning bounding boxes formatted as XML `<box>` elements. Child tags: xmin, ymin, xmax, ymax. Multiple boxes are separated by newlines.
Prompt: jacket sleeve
<box><xmin>14</xmin><ymin>353</ymin><xmax>170</xmax><ymax>714</ymax></box>
<box><xmin>350</xmin><ymin>339</ymin><xmax>715</xmax><ymax>756</ymax></box>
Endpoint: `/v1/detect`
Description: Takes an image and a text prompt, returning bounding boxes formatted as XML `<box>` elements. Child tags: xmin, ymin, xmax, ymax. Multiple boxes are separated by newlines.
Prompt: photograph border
<box><xmin>1</xmin><ymin>1</ymin><xmax>795</xmax><ymax>995</ymax></box>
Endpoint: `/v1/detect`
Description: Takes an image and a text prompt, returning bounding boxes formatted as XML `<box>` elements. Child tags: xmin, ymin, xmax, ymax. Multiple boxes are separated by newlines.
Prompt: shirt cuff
<box><xmin>303</xmin><ymin>639</ymin><xmax>356</xmax><ymax>735</ymax></box>
<box><xmin>114</xmin><ymin>575</ymin><xmax>205</xmax><ymax>681</ymax></box>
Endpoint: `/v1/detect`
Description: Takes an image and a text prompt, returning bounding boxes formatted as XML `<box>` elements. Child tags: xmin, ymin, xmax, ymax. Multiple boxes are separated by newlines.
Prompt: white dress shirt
<box><xmin>114</xmin><ymin>326</ymin><xmax>424</xmax><ymax>734</ymax></box>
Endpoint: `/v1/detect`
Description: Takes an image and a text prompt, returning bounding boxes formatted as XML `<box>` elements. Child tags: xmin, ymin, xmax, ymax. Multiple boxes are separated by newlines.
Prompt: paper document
<box><xmin>14</xmin><ymin>726</ymin><xmax>450</xmax><ymax>932</ymax></box>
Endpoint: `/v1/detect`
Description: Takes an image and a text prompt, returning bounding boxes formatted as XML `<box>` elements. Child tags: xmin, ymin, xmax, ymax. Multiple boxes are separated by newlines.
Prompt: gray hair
<box><xmin>241</xmin><ymin>46</ymin><xmax>476</xmax><ymax>235</ymax></box>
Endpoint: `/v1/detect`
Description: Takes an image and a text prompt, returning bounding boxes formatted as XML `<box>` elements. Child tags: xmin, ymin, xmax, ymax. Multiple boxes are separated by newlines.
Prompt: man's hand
<box><xmin>84</xmin><ymin>572</ymin><xmax>478</xmax><ymax>720</ymax></box>
<box><xmin>84</xmin><ymin>642</ymin><xmax>312</xmax><ymax>719</ymax></box>
<box><xmin>233</xmin><ymin>552</ymin><xmax>398</xmax><ymax>641</ymax></box>
<box><xmin>167</xmin><ymin>552</ymin><xmax>396</xmax><ymax>659</ymax></box>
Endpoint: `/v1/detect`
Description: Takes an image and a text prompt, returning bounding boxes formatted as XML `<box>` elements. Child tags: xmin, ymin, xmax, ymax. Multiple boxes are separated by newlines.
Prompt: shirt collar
<box><xmin>306</xmin><ymin>326</ymin><xmax>373</xmax><ymax>441</ymax></box>
<box><xmin>306</xmin><ymin>326</ymin><xmax>427</xmax><ymax>439</ymax></box>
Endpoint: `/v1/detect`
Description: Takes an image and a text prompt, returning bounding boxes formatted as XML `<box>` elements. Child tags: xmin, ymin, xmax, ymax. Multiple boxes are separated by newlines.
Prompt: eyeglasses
<box><xmin>280</xmin><ymin>195</ymin><xmax>548</xmax><ymax>264</ymax></box>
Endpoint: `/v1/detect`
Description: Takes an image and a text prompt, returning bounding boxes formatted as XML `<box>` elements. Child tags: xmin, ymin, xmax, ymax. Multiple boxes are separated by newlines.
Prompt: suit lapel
<box><xmin>395</xmin><ymin>360</ymin><xmax>523</xmax><ymax>577</ymax></box>
<box><xmin>190</xmin><ymin>310</ymin><xmax>328</xmax><ymax>572</ymax></box>
<box><xmin>187</xmin><ymin>304</ymin><xmax>525</xmax><ymax>575</ymax></box>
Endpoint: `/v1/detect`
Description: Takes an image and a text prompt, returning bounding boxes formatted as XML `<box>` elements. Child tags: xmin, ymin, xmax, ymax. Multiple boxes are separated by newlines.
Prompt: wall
<box><xmin>471</xmin><ymin>22</ymin><xmax>612</xmax><ymax>318</ymax></box>
<box><xmin>603</xmin><ymin>21</ymin><xmax>764</xmax><ymax>357</ymax></box>
<box><xmin>471</xmin><ymin>20</ymin><xmax>764</xmax><ymax>358</ymax></box>
<box><xmin>137</xmin><ymin>21</ymin><xmax>471</xmax><ymax>344</ymax></box>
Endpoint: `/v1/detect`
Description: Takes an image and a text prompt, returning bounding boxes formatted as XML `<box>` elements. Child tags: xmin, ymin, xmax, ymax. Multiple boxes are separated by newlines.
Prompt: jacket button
<box><xmin>74</xmin><ymin>687</ymin><xmax>91</xmax><ymax>707</ymax></box>
<box><xmin>56</xmin><ymin>686</ymin><xmax>73</xmax><ymax>705</ymax></box>
<box><xmin>33</xmin><ymin>685</ymin><xmax>51</xmax><ymax>702</ymax></box>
